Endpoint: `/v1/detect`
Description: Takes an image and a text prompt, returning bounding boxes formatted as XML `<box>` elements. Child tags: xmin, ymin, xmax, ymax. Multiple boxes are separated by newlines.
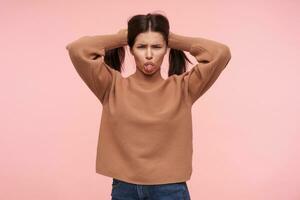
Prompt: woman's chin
<box><xmin>143</xmin><ymin>69</ymin><xmax>157</xmax><ymax>75</ymax></box>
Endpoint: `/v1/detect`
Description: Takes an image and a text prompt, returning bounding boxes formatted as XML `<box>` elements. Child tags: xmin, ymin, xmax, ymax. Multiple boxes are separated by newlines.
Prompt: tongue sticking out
<box><xmin>144</xmin><ymin>64</ymin><xmax>155</xmax><ymax>72</ymax></box>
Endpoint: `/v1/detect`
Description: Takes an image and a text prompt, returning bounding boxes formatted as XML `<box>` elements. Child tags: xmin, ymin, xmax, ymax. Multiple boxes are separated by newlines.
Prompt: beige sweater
<box><xmin>66</xmin><ymin>31</ymin><xmax>231</xmax><ymax>185</ymax></box>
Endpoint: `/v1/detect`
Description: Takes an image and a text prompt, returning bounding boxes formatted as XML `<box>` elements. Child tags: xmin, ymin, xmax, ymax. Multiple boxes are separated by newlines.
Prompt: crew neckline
<box><xmin>129</xmin><ymin>69</ymin><xmax>165</xmax><ymax>85</ymax></box>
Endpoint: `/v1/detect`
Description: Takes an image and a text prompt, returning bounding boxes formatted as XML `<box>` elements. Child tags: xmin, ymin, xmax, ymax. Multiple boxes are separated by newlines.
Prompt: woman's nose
<box><xmin>146</xmin><ymin>48</ymin><xmax>153</xmax><ymax>59</ymax></box>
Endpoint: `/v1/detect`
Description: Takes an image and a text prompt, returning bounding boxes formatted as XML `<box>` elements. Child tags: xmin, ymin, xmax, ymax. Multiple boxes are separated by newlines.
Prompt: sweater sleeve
<box><xmin>168</xmin><ymin>33</ymin><xmax>231</xmax><ymax>105</ymax></box>
<box><xmin>65</xmin><ymin>33</ymin><xmax>127</xmax><ymax>104</ymax></box>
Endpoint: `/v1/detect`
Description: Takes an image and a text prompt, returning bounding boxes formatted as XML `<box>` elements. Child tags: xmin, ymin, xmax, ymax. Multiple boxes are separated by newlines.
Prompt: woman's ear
<box><xmin>165</xmin><ymin>47</ymin><xmax>169</xmax><ymax>55</ymax></box>
<box><xmin>129</xmin><ymin>47</ymin><xmax>133</xmax><ymax>55</ymax></box>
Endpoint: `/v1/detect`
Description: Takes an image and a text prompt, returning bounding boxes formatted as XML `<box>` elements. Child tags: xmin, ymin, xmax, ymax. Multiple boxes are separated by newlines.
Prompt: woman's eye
<box><xmin>137</xmin><ymin>46</ymin><xmax>161</xmax><ymax>49</ymax></box>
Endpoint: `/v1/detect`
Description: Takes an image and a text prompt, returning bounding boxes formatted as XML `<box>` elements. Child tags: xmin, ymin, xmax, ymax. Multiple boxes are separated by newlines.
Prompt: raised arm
<box><xmin>168</xmin><ymin>32</ymin><xmax>231</xmax><ymax>105</ymax></box>
<box><xmin>65</xmin><ymin>30</ymin><xmax>127</xmax><ymax>104</ymax></box>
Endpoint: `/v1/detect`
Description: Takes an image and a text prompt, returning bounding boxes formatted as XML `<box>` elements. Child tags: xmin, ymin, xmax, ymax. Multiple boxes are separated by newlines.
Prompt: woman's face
<box><xmin>130</xmin><ymin>31</ymin><xmax>168</xmax><ymax>75</ymax></box>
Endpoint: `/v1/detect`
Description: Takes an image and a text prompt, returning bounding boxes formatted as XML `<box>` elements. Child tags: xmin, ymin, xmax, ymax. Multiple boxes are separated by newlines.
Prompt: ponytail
<box><xmin>168</xmin><ymin>48</ymin><xmax>193</xmax><ymax>76</ymax></box>
<box><xmin>104</xmin><ymin>47</ymin><xmax>126</xmax><ymax>72</ymax></box>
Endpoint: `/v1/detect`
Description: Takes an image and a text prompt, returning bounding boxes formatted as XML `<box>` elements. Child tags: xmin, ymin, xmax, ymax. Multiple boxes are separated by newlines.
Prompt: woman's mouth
<box><xmin>144</xmin><ymin>62</ymin><xmax>156</xmax><ymax>73</ymax></box>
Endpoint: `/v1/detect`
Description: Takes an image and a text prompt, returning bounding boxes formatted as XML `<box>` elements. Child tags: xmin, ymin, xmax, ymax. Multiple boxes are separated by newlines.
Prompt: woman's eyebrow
<box><xmin>136</xmin><ymin>43</ymin><xmax>162</xmax><ymax>46</ymax></box>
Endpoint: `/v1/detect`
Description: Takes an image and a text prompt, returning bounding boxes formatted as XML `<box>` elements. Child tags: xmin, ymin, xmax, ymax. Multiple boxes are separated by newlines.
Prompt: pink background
<box><xmin>1</xmin><ymin>0</ymin><xmax>300</xmax><ymax>199</ymax></box>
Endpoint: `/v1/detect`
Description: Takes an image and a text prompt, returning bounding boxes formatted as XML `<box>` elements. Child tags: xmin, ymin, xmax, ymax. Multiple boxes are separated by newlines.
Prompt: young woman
<box><xmin>66</xmin><ymin>12</ymin><xmax>231</xmax><ymax>200</ymax></box>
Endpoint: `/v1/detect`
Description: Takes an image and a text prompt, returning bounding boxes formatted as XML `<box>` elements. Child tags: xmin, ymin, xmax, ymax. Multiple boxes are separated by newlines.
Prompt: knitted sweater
<box><xmin>66</xmin><ymin>31</ymin><xmax>231</xmax><ymax>185</ymax></box>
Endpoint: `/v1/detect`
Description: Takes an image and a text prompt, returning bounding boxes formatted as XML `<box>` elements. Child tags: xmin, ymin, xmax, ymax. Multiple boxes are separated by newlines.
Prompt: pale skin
<box><xmin>118</xmin><ymin>28</ymin><xmax>170</xmax><ymax>84</ymax></box>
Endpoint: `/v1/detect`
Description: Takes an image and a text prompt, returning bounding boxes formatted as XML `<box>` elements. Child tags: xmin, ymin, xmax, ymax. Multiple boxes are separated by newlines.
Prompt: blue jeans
<box><xmin>111</xmin><ymin>178</ymin><xmax>191</xmax><ymax>200</ymax></box>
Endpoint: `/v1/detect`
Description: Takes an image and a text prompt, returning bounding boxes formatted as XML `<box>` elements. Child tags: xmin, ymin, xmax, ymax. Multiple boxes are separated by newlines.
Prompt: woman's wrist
<box><xmin>168</xmin><ymin>32</ymin><xmax>192</xmax><ymax>52</ymax></box>
<box><xmin>117</xmin><ymin>28</ymin><xmax>128</xmax><ymax>46</ymax></box>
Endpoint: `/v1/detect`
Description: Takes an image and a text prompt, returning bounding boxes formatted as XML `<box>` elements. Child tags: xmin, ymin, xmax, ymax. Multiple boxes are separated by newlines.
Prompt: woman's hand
<box><xmin>117</xmin><ymin>28</ymin><xmax>128</xmax><ymax>38</ymax></box>
<box><xmin>168</xmin><ymin>31</ymin><xmax>175</xmax><ymax>48</ymax></box>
